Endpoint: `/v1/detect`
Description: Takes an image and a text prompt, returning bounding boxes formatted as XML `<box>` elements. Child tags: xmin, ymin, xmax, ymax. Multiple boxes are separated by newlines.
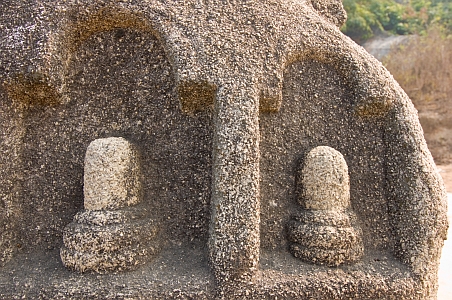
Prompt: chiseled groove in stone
<box><xmin>178</xmin><ymin>80</ymin><xmax>216</xmax><ymax>114</ymax></box>
<box><xmin>73</xmin><ymin>207</ymin><xmax>151</xmax><ymax>226</ymax></box>
<box><xmin>259</xmin><ymin>73</ymin><xmax>283</xmax><ymax>113</ymax></box>
<box><xmin>62</xmin><ymin>6</ymin><xmax>152</xmax><ymax>55</ymax></box>
<box><xmin>287</xmin><ymin>221</ymin><xmax>360</xmax><ymax>249</ymax></box>
<box><xmin>292</xmin><ymin>210</ymin><xmax>351</xmax><ymax>227</ymax></box>
<box><xmin>259</xmin><ymin>95</ymin><xmax>282</xmax><ymax>113</ymax></box>
<box><xmin>290</xmin><ymin>243</ymin><xmax>364</xmax><ymax>267</ymax></box>
<box><xmin>3</xmin><ymin>73</ymin><xmax>61</xmax><ymax>107</ymax></box>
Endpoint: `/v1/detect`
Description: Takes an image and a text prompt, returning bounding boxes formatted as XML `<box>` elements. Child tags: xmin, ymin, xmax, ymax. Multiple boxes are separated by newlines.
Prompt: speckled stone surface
<box><xmin>84</xmin><ymin>137</ymin><xmax>142</xmax><ymax>211</ymax></box>
<box><xmin>61</xmin><ymin>137</ymin><xmax>159</xmax><ymax>273</ymax></box>
<box><xmin>300</xmin><ymin>146</ymin><xmax>350</xmax><ymax>210</ymax></box>
<box><xmin>287</xmin><ymin>146</ymin><xmax>364</xmax><ymax>266</ymax></box>
<box><xmin>60</xmin><ymin>211</ymin><xmax>159</xmax><ymax>273</ymax></box>
<box><xmin>0</xmin><ymin>0</ymin><xmax>448</xmax><ymax>299</ymax></box>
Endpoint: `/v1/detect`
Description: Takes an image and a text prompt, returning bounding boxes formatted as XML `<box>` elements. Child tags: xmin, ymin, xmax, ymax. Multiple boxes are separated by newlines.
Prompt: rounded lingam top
<box><xmin>300</xmin><ymin>146</ymin><xmax>350</xmax><ymax>211</ymax></box>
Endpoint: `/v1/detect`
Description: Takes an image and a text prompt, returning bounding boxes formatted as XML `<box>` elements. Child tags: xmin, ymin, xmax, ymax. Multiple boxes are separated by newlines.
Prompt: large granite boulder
<box><xmin>0</xmin><ymin>0</ymin><xmax>447</xmax><ymax>299</ymax></box>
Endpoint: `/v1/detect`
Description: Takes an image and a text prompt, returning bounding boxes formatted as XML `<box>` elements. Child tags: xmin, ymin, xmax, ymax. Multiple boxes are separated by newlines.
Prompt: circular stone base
<box><xmin>287</xmin><ymin>210</ymin><xmax>363</xmax><ymax>266</ymax></box>
<box><xmin>290</xmin><ymin>242</ymin><xmax>364</xmax><ymax>267</ymax></box>
<box><xmin>60</xmin><ymin>209</ymin><xmax>159</xmax><ymax>273</ymax></box>
<box><xmin>60</xmin><ymin>242</ymin><xmax>159</xmax><ymax>273</ymax></box>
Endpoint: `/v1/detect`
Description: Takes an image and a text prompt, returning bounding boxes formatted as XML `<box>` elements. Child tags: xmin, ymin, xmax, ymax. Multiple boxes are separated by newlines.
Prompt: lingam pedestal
<box><xmin>287</xmin><ymin>146</ymin><xmax>363</xmax><ymax>266</ymax></box>
<box><xmin>60</xmin><ymin>137</ymin><xmax>159</xmax><ymax>273</ymax></box>
<box><xmin>0</xmin><ymin>1</ymin><xmax>448</xmax><ymax>299</ymax></box>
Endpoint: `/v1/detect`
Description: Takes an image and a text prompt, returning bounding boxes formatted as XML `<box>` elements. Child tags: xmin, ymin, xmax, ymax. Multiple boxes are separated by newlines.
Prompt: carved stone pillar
<box><xmin>209</xmin><ymin>79</ymin><xmax>261</xmax><ymax>284</ymax></box>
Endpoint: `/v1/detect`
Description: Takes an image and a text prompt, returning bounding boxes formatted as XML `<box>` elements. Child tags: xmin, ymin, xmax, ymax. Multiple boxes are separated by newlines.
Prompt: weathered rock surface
<box><xmin>300</xmin><ymin>146</ymin><xmax>350</xmax><ymax>210</ymax></box>
<box><xmin>60</xmin><ymin>138</ymin><xmax>159</xmax><ymax>273</ymax></box>
<box><xmin>84</xmin><ymin>137</ymin><xmax>142</xmax><ymax>211</ymax></box>
<box><xmin>0</xmin><ymin>0</ymin><xmax>447</xmax><ymax>299</ymax></box>
<box><xmin>288</xmin><ymin>146</ymin><xmax>364</xmax><ymax>266</ymax></box>
<box><xmin>60</xmin><ymin>216</ymin><xmax>158</xmax><ymax>273</ymax></box>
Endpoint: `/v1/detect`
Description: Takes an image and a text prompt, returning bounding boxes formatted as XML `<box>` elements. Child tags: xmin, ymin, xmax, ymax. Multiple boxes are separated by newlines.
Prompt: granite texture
<box><xmin>83</xmin><ymin>137</ymin><xmax>142</xmax><ymax>211</ymax></box>
<box><xmin>287</xmin><ymin>146</ymin><xmax>364</xmax><ymax>266</ymax></box>
<box><xmin>60</xmin><ymin>212</ymin><xmax>159</xmax><ymax>273</ymax></box>
<box><xmin>0</xmin><ymin>0</ymin><xmax>448</xmax><ymax>299</ymax></box>
<box><xmin>300</xmin><ymin>146</ymin><xmax>350</xmax><ymax>210</ymax></box>
<box><xmin>61</xmin><ymin>137</ymin><xmax>159</xmax><ymax>273</ymax></box>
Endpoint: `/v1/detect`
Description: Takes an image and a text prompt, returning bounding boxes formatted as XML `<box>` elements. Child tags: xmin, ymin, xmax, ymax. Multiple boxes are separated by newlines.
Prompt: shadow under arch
<box><xmin>18</xmin><ymin>14</ymin><xmax>214</xmax><ymax>256</ymax></box>
<box><xmin>259</xmin><ymin>57</ymin><xmax>390</xmax><ymax>254</ymax></box>
<box><xmin>260</xmin><ymin>52</ymin><xmax>447</xmax><ymax>295</ymax></box>
<box><xmin>48</xmin><ymin>4</ymin><xmax>216</xmax><ymax>114</ymax></box>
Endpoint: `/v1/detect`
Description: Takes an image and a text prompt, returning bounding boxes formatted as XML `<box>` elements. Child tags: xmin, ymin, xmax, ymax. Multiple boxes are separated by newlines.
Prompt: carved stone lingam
<box><xmin>60</xmin><ymin>137</ymin><xmax>159</xmax><ymax>273</ymax></box>
<box><xmin>0</xmin><ymin>1</ymin><xmax>448</xmax><ymax>298</ymax></box>
<box><xmin>287</xmin><ymin>146</ymin><xmax>364</xmax><ymax>266</ymax></box>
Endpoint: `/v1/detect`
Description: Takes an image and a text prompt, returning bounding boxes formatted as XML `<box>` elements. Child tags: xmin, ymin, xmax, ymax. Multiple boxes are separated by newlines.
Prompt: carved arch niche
<box><xmin>259</xmin><ymin>59</ymin><xmax>391</xmax><ymax>256</ymax></box>
<box><xmin>20</xmin><ymin>22</ymin><xmax>213</xmax><ymax>253</ymax></box>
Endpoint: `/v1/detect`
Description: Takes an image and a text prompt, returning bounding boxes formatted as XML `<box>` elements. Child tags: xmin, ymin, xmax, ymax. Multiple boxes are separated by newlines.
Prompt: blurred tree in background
<box><xmin>383</xmin><ymin>25</ymin><xmax>452</xmax><ymax>163</ymax></box>
<box><xmin>341</xmin><ymin>0</ymin><xmax>451</xmax><ymax>42</ymax></box>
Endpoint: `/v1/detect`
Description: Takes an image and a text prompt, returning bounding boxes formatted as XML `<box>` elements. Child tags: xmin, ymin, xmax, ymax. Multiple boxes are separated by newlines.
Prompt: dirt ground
<box><xmin>418</xmin><ymin>109</ymin><xmax>452</xmax><ymax>165</ymax></box>
<box><xmin>363</xmin><ymin>34</ymin><xmax>452</xmax><ymax>165</ymax></box>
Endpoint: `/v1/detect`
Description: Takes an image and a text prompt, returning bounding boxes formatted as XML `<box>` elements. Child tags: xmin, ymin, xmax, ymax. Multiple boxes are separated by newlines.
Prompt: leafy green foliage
<box><xmin>341</xmin><ymin>0</ymin><xmax>452</xmax><ymax>41</ymax></box>
<box><xmin>341</xmin><ymin>0</ymin><xmax>406</xmax><ymax>41</ymax></box>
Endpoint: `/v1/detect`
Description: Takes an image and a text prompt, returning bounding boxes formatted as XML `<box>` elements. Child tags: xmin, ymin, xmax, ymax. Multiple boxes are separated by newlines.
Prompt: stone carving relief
<box><xmin>287</xmin><ymin>146</ymin><xmax>363</xmax><ymax>266</ymax></box>
<box><xmin>0</xmin><ymin>1</ymin><xmax>448</xmax><ymax>299</ymax></box>
<box><xmin>60</xmin><ymin>137</ymin><xmax>159</xmax><ymax>273</ymax></box>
